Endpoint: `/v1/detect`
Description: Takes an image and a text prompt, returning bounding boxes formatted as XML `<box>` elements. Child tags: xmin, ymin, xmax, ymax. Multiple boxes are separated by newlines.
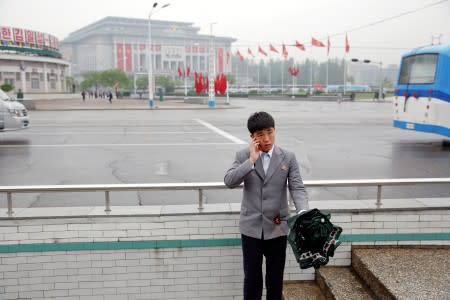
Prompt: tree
<box><xmin>80</xmin><ymin>69</ymin><xmax>131</xmax><ymax>91</ymax></box>
<box><xmin>100</xmin><ymin>69</ymin><xmax>131</xmax><ymax>89</ymax></box>
<box><xmin>65</xmin><ymin>76</ymin><xmax>74</xmax><ymax>92</ymax></box>
<box><xmin>136</xmin><ymin>75</ymin><xmax>148</xmax><ymax>89</ymax></box>
<box><xmin>226</xmin><ymin>74</ymin><xmax>236</xmax><ymax>85</ymax></box>
<box><xmin>1</xmin><ymin>83</ymin><xmax>14</xmax><ymax>92</ymax></box>
<box><xmin>156</xmin><ymin>76</ymin><xmax>175</xmax><ymax>93</ymax></box>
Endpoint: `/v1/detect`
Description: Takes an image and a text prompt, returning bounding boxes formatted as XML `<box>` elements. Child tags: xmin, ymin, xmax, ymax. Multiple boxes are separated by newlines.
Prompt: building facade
<box><xmin>60</xmin><ymin>17</ymin><xmax>236</xmax><ymax>83</ymax></box>
<box><xmin>0</xmin><ymin>26</ymin><xmax>70</xmax><ymax>93</ymax></box>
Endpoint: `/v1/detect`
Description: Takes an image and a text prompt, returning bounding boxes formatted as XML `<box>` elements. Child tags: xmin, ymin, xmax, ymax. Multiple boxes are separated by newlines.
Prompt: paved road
<box><xmin>1</xmin><ymin>99</ymin><xmax>449</xmax><ymax>207</ymax></box>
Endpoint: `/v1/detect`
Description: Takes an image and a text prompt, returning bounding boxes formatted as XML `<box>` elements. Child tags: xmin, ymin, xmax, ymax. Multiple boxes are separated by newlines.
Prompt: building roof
<box><xmin>62</xmin><ymin>16</ymin><xmax>236</xmax><ymax>44</ymax></box>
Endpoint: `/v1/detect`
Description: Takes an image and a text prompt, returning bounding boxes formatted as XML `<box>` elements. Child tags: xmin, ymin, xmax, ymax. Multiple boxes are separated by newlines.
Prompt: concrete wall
<box><xmin>0</xmin><ymin>199</ymin><xmax>449</xmax><ymax>299</ymax></box>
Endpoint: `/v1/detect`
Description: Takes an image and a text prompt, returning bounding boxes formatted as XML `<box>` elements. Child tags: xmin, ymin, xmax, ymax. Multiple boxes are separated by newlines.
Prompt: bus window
<box><xmin>399</xmin><ymin>54</ymin><xmax>438</xmax><ymax>84</ymax></box>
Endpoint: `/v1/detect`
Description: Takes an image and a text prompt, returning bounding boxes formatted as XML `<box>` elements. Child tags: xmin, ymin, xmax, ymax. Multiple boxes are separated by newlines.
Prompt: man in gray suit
<box><xmin>224</xmin><ymin>111</ymin><xmax>309</xmax><ymax>300</ymax></box>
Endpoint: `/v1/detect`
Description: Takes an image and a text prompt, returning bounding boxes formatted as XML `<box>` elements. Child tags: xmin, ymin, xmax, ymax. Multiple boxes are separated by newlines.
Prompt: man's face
<box><xmin>251</xmin><ymin>127</ymin><xmax>275</xmax><ymax>152</ymax></box>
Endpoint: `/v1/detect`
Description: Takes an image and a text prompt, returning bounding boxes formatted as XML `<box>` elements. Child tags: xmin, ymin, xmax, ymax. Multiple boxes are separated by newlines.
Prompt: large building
<box><xmin>60</xmin><ymin>17</ymin><xmax>236</xmax><ymax>84</ymax></box>
<box><xmin>0</xmin><ymin>26</ymin><xmax>70</xmax><ymax>93</ymax></box>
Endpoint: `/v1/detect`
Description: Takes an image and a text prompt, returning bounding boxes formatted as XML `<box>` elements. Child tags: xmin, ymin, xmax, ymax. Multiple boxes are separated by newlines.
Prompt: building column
<box><xmin>43</xmin><ymin>63</ymin><xmax>48</xmax><ymax>93</ymax></box>
<box><xmin>20</xmin><ymin>70</ymin><xmax>26</xmax><ymax>93</ymax></box>
<box><xmin>57</xmin><ymin>65</ymin><xmax>62</xmax><ymax>92</ymax></box>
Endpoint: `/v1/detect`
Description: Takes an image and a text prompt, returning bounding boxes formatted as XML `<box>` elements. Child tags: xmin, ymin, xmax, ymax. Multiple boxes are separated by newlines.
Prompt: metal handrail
<box><xmin>1</xmin><ymin>178</ymin><xmax>450</xmax><ymax>217</ymax></box>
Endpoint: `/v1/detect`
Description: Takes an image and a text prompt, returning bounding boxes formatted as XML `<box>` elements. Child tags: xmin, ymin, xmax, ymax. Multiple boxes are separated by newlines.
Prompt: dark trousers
<box><xmin>241</xmin><ymin>234</ymin><xmax>287</xmax><ymax>300</ymax></box>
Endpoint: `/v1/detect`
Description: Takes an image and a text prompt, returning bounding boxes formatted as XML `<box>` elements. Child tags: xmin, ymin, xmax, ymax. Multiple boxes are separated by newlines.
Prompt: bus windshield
<box><xmin>399</xmin><ymin>54</ymin><xmax>438</xmax><ymax>85</ymax></box>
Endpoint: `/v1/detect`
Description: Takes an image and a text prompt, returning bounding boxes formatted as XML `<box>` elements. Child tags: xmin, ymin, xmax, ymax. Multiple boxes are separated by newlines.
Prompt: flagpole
<box><xmin>184</xmin><ymin>40</ymin><xmax>187</xmax><ymax>99</ymax></box>
<box><xmin>310</xmin><ymin>47</ymin><xmax>313</xmax><ymax>96</ymax></box>
<box><xmin>343</xmin><ymin>56</ymin><xmax>347</xmax><ymax>95</ymax></box>
<box><xmin>246</xmin><ymin>59</ymin><xmax>249</xmax><ymax>95</ymax></box>
<box><xmin>257</xmin><ymin>60</ymin><xmax>260</xmax><ymax>94</ymax></box>
<box><xmin>281</xmin><ymin>58</ymin><xmax>284</xmax><ymax>96</ymax></box>
<box><xmin>291</xmin><ymin>64</ymin><xmax>295</xmax><ymax>99</ymax></box>
<box><xmin>269</xmin><ymin>59</ymin><xmax>271</xmax><ymax>94</ymax></box>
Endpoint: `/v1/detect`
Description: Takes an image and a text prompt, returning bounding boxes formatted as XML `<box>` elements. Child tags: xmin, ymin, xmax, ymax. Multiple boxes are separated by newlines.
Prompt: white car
<box><xmin>0</xmin><ymin>89</ymin><xmax>30</xmax><ymax>131</ymax></box>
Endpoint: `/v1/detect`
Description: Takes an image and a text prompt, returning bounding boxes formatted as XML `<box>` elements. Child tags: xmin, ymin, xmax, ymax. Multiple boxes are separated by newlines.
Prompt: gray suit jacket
<box><xmin>224</xmin><ymin>145</ymin><xmax>309</xmax><ymax>240</ymax></box>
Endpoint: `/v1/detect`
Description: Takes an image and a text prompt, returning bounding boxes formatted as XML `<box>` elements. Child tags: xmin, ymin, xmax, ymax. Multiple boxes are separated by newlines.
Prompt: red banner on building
<box><xmin>192</xmin><ymin>47</ymin><xmax>198</xmax><ymax>54</ymax></box>
<box><xmin>1</xmin><ymin>27</ymin><xmax>12</xmax><ymax>41</ymax></box>
<box><xmin>13</xmin><ymin>28</ymin><xmax>24</xmax><ymax>43</ymax></box>
<box><xmin>125</xmin><ymin>44</ymin><xmax>132</xmax><ymax>72</ymax></box>
<box><xmin>139</xmin><ymin>44</ymin><xmax>146</xmax><ymax>51</ymax></box>
<box><xmin>36</xmin><ymin>32</ymin><xmax>44</xmax><ymax>46</ymax></box>
<box><xmin>217</xmin><ymin>48</ymin><xmax>224</xmax><ymax>74</ymax></box>
<box><xmin>25</xmin><ymin>30</ymin><xmax>35</xmax><ymax>44</ymax></box>
<box><xmin>116</xmin><ymin>43</ymin><xmax>124</xmax><ymax>70</ymax></box>
<box><xmin>185</xmin><ymin>46</ymin><xmax>191</xmax><ymax>53</ymax></box>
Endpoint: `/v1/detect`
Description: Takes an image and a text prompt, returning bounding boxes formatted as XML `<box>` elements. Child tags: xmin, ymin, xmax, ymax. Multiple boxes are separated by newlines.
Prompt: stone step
<box><xmin>283</xmin><ymin>281</ymin><xmax>326</xmax><ymax>300</ymax></box>
<box><xmin>352</xmin><ymin>246</ymin><xmax>450</xmax><ymax>300</ymax></box>
<box><xmin>316</xmin><ymin>266</ymin><xmax>375</xmax><ymax>300</ymax></box>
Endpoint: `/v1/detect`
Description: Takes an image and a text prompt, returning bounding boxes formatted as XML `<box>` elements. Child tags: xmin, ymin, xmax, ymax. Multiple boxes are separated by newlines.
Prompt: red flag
<box><xmin>258</xmin><ymin>46</ymin><xmax>268</xmax><ymax>56</ymax></box>
<box><xmin>178</xmin><ymin>67</ymin><xmax>183</xmax><ymax>77</ymax></box>
<box><xmin>195</xmin><ymin>72</ymin><xmax>203</xmax><ymax>95</ymax></box>
<box><xmin>311</xmin><ymin>37</ymin><xmax>325</xmax><ymax>47</ymax></box>
<box><xmin>295</xmin><ymin>40</ymin><xmax>305</xmax><ymax>51</ymax></box>
<box><xmin>186</xmin><ymin>67</ymin><xmax>190</xmax><ymax>77</ymax></box>
<box><xmin>282</xmin><ymin>44</ymin><xmax>288</xmax><ymax>58</ymax></box>
<box><xmin>327</xmin><ymin>36</ymin><xmax>331</xmax><ymax>56</ymax></box>
<box><xmin>248</xmin><ymin>48</ymin><xmax>254</xmax><ymax>57</ymax></box>
<box><xmin>345</xmin><ymin>34</ymin><xmax>350</xmax><ymax>53</ymax></box>
<box><xmin>269</xmin><ymin>44</ymin><xmax>278</xmax><ymax>53</ymax></box>
<box><xmin>236</xmin><ymin>50</ymin><xmax>244</xmax><ymax>62</ymax></box>
<box><xmin>288</xmin><ymin>66</ymin><xmax>299</xmax><ymax>76</ymax></box>
<box><xmin>203</xmin><ymin>77</ymin><xmax>209</xmax><ymax>93</ymax></box>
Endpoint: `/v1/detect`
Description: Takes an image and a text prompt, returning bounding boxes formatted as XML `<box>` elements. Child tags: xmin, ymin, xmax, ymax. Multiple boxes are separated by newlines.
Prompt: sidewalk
<box><xmin>32</xmin><ymin>99</ymin><xmax>235</xmax><ymax>110</ymax></box>
<box><xmin>21</xmin><ymin>94</ymin><xmax>236</xmax><ymax>110</ymax></box>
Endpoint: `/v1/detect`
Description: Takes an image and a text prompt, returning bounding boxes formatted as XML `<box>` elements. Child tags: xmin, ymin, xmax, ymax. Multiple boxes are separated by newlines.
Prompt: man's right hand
<box><xmin>249</xmin><ymin>138</ymin><xmax>260</xmax><ymax>164</ymax></box>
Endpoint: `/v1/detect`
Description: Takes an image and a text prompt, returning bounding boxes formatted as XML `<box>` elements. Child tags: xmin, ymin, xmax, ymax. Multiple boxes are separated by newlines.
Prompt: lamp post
<box><xmin>208</xmin><ymin>22</ymin><xmax>218</xmax><ymax>108</ymax></box>
<box><xmin>148</xmin><ymin>2</ymin><xmax>170</xmax><ymax>109</ymax></box>
<box><xmin>351</xmin><ymin>58</ymin><xmax>383</xmax><ymax>101</ymax></box>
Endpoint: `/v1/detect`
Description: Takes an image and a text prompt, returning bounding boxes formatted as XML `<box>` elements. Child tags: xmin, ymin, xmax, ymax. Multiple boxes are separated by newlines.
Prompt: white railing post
<box><xmin>376</xmin><ymin>185</ymin><xmax>382</xmax><ymax>207</ymax></box>
<box><xmin>198</xmin><ymin>189</ymin><xmax>204</xmax><ymax>211</ymax></box>
<box><xmin>104</xmin><ymin>191</ymin><xmax>111</xmax><ymax>214</ymax></box>
<box><xmin>7</xmin><ymin>192</ymin><xmax>13</xmax><ymax>217</ymax></box>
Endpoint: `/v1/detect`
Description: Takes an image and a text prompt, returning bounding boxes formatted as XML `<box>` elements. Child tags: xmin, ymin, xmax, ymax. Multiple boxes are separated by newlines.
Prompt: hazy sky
<box><xmin>1</xmin><ymin>0</ymin><xmax>449</xmax><ymax>65</ymax></box>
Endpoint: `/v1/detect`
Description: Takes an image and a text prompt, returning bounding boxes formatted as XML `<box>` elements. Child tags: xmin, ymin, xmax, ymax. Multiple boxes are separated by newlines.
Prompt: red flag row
<box><xmin>232</xmin><ymin>34</ymin><xmax>350</xmax><ymax>61</ymax></box>
<box><xmin>193</xmin><ymin>72</ymin><xmax>228</xmax><ymax>95</ymax></box>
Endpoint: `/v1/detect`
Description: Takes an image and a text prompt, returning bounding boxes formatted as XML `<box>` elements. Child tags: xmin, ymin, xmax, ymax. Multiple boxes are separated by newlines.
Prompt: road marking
<box><xmin>0</xmin><ymin>142</ymin><xmax>239</xmax><ymax>148</ymax></box>
<box><xmin>194</xmin><ymin>119</ymin><xmax>246</xmax><ymax>145</ymax></box>
<box><xmin>4</xmin><ymin>131</ymin><xmax>210</xmax><ymax>135</ymax></box>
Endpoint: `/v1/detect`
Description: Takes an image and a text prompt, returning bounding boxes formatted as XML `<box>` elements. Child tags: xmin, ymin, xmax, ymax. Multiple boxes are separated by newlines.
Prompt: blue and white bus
<box><xmin>393</xmin><ymin>44</ymin><xmax>450</xmax><ymax>137</ymax></box>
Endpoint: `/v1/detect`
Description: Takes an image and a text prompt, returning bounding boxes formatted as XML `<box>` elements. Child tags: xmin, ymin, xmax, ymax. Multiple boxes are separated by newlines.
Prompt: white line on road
<box><xmin>4</xmin><ymin>131</ymin><xmax>210</xmax><ymax>135</ymax></box>
<box><xmin>0</xmin><ymin>142</ymin><xmax>238</xmax><ymax>148</ymax></box>
<box><xmin>194</xmin><ymin>119</ymin><xmax>246</xmax><ymax>145</ymax></box>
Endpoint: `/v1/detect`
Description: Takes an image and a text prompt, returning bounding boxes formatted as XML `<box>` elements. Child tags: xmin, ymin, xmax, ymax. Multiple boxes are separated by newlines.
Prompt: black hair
<box><xmin>247</xmin><ymin>111</ymin><xmax>275</xmax><ymax>134</ymax></box>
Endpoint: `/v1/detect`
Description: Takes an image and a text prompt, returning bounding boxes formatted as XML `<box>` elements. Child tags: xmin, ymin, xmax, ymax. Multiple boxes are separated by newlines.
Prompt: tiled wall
<box><xmin>0</xmin><ymin>207</ymin><xmax>449</xmax><ymax>299</ymax></box>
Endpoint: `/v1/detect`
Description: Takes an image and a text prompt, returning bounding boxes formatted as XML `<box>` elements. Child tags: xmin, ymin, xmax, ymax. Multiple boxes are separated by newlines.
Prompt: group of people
<box><xmin>81</xmin><ymin>89</ymin><xmax>113</xmax><ymax>103</ymax></box>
